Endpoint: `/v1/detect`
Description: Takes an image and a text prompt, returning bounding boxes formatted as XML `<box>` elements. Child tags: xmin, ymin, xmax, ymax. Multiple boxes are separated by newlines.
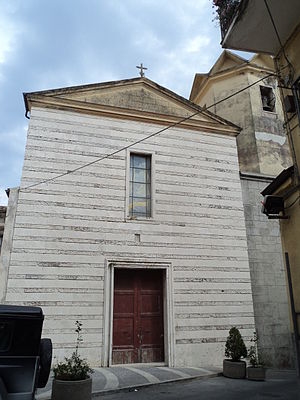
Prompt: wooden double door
<box><xmin>112</xmin><ymin>268</ymin><xmax>164</xmax><ymax>364</ymax></box>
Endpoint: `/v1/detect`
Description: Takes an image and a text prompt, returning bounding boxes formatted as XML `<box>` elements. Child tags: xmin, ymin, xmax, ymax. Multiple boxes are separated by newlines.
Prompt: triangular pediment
<box><xmin>28</xmin><ymin>78</ymin><xmax>229</xmax><ymax>124</ymax></box>
<box><xmin>24</xmin><ymin>77</ymin><xmax>240</xmax><ymax>136</ymax></box>
<box><xmin>57</xmin><ymin>81</ymin><xmax>204</xmax><ymax>119</ymax></box>
<box><xmin>190</xmin><ymin>50</ymin><xmax>275</xmax><ymax>103</ymax></box>
<box><xmin>210</xmin><ymin>50</ymin><xmax>247</xmax><ymax>75</ymax></box>
<box><xmin>250</xmin><ymin>54</ymin><xmax>275</xmax><ymax>71</ymax></box>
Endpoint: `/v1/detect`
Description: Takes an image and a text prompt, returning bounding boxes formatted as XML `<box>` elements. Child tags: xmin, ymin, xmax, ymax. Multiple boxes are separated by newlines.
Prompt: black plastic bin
<box><xmin>0</xmin><ymin>305</ymin><xmax>52</xmax><ymax>400</ymax></box>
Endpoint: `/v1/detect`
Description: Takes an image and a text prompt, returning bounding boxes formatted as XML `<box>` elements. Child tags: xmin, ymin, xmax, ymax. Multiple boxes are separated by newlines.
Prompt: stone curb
<box><xmin>93</xmin><ymin>372</ymin><xmax>222</xmax><ymax>397</ymax></box>
<box><xmin>37</xmin><ymin>372</ymin><xmax>222</xmax><ymax>400</ymax></box>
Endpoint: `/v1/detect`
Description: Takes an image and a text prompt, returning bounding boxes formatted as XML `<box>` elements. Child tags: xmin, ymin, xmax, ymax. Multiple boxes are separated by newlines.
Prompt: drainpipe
<box><xmin>274</xmin><ymin>58</ymin><xmax>299</xmax><ymax>185</ymax></box>
<box><xmin>292</xmin><ymin>78</ymin><xmax>300</xmax><ymax>133</ymax></box>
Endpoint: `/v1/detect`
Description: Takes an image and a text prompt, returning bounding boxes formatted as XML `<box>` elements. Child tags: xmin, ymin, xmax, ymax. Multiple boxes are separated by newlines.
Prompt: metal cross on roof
<box><xmin>136</xmin><ymin>63</ymin><xmax>148</xmax><ymax>77</ymax></box>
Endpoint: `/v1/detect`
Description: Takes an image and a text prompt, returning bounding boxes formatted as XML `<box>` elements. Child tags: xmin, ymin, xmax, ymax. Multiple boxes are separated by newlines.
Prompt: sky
<box><xmin>0</xmin><ymin>0</ymin><xmax>249</xmax><ymax>206</ymax></box>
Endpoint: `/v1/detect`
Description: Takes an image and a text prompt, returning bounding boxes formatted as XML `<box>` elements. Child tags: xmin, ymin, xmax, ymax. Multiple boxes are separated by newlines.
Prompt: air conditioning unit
<box><xmin>284</xmin><ymin>95</ymin><xmax>296</xmax><ymax>113</ymax></box>
<box><xmin>261</xmin><ymin>195</ymin><xmax>285</xmax><ymax>218</ymax></box>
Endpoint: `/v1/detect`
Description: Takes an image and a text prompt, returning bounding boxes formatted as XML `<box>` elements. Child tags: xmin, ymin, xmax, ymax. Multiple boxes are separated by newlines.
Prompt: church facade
<box><xmin>0</xmin><ymin>77</ymin><xmax>255</xmax><ymax>367</ymax></box>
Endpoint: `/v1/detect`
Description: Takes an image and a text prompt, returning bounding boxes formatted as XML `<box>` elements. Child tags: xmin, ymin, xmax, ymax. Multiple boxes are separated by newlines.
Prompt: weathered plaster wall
<box><xmin>4</xmin><ymin>106</ymin><xmax>255</xmax><ymax>368</ymax></box>
<box><xmin>247</xmin><ymin>73</ymin><xmax>290</xmax><ymax>176</ymax></box>
<box><xmin>279</xmin><ymin>189</ymin><xmax>300</xmax><ymax>326</ymax></box>
<box><xmin>241</xmin><ymin>177</ymin><xmax>294</xmax><ymax>368</ymax></box>
<box><xmin>276</xmin><ymin>25</ymin><xmax>300</xmax><ymax>170</ymax></box>
<box><xmin>275</xmin><ymin>24</ymin><xmax>300</xmax><ymax>359</ymax></box>
<box><xmin>196</xmin><ymin>73</ymin><xmax>259</xmax><ymax>173</ymax></box>
<box><xmin>195</xmin><ymin>72</ymin><xmax>291</xmax><ymax>175</ymax></box>
<box><xmin>60</xmin><ymin>85</ymin><xmax>192</xmax><ymax>118</ymax></box>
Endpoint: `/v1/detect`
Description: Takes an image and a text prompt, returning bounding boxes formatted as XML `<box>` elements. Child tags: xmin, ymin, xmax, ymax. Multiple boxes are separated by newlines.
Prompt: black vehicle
<box><xmin>0</xmin><ymin>305</ymin><xmax>52</xmax><ymax>400</ymax></box>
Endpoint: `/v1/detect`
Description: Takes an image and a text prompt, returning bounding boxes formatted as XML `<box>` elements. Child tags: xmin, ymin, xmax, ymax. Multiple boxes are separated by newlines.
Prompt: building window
<box><xmin>129</xmin><ymin>154</ymin><xmax>151</xmax><ymax>218</ymax></box>
<box><xmin>292</xmin><ymin>77</ymin><xmax>300</xmax><ymax>123</ymax></box>
<box><xmin>260</xmin><ymin>86</ymin><xmax>276</xmax><ymax>112</ymax></box>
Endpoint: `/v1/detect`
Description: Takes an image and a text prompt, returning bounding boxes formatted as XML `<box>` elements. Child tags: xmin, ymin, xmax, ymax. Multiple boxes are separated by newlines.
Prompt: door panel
<box><xmin>112</xmin><ymin>268</ymin><xmax>164</xmax><ymax>364</ymax></box>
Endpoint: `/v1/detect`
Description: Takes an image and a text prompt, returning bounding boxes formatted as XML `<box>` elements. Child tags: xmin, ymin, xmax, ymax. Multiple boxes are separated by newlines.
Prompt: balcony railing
<box><xmin>213</xmin><ymin>0</ymin><xmax>241</xmax><ymax>39</ymax></box>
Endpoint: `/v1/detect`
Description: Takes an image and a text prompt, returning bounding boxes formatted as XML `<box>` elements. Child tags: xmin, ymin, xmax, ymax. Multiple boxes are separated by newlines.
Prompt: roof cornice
<box><xmin>192</xmin><ymin>63</ymin><xmax>275</xmax><ymax>105</ymax></box>
<box><xmin>27</xmin><ymin>94</ymin><xmax>240</xmax><ymax>137</ymax></box>
<box><xmin>24</xmin><ymin>77</ymin><xmax>241</xmax><ymax>136</ymax></box>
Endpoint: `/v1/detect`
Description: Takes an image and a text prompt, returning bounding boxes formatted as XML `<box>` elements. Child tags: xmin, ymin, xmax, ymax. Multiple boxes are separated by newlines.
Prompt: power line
<box><xmin>263</xmin><ymin>0</ymin><xmax>295</xmax><ymax>83</ymax></box>
<box><xmin>22</xmin><ymin>70</ymin><xmax>277</xmax><ymax>191</ymax></box>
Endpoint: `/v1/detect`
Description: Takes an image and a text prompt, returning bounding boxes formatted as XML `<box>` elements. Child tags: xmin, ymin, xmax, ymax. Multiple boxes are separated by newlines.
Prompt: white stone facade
<box><xmin>2</xmin><ymin>80</ymin><xmax>255</xmax><ymax>368</ymax></box>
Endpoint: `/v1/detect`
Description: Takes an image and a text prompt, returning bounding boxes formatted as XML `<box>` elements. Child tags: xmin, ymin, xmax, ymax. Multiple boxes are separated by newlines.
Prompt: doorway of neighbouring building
<box><xmin>112</xmin><ymin>268</ymin><xmax>164</xmax><ymax>364</ymax></box>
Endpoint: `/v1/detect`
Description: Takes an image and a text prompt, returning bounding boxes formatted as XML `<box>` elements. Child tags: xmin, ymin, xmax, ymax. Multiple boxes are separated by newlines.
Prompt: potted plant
<box><xmin>247</xmin><ymin>331</ymin><xmax>266</xmax><ymax>381</ymax></box>
<box><xmin>223</xmin><ymin>327</ymin><xmax>247</xmax><ymax>379</ymax></box>
<box><xmin>51</xmin><ymin>321</ymin><xmax>93</xmax><ymax>400</ymax></box>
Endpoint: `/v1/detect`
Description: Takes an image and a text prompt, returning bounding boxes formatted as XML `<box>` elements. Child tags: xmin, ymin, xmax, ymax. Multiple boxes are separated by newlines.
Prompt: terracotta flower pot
<box><xmin>223</xmin><ymin>359</ymin><xmax>246</xmax><ymax>379</ymax></box>
<box><xmin>51</xmin><ymin>377</ymin><xmax>92</xmax><ymax>400</ymax></box>
<box><xmin>247</xmin><ymin>366</ymin><xmax>266</xmax><ymax>381</ymax></box>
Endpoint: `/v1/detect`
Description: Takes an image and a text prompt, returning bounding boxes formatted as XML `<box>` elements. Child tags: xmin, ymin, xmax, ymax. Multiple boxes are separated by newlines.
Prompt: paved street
<box><xmin>94</xmin><ymin>370</ymin><xmax>299</xmax><ymax>400</ymax></box>
<box><xmin>36</xmin><ymin>365</ymin><xmax>220</xmax><ymax>399</ymax></box>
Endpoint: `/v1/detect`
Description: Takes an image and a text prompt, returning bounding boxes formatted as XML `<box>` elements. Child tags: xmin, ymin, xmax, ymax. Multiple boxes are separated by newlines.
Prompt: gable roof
<box><xmin>250</xmin><ymin>54</ymin><xmax>275</xmax><ymax>70</ymax></box>
<box><xmin>190</xmin><ymin>50</ymin><xmax>274</xmax><ymax>102</ymax></box>
<box><xmin>24</xmin><ymin>77</ymin><xmax>240</xmax><ymax>137</ymax></box>
<box><xmin>209</xmin><ymin>50</ymin><xmax>247</xmax><ymax>76</ymax></box>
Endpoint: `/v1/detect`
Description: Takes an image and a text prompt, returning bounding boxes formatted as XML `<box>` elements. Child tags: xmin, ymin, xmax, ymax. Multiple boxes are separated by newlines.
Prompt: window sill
<box><xmin>126</xmin><ymin>216</ymin><xmax>154</xmax><ymax>222</ymax></box>
<box><xmin>262</xmin><ymin>109</ymin><xmax>277</xmax><ymax>115</ymax></box>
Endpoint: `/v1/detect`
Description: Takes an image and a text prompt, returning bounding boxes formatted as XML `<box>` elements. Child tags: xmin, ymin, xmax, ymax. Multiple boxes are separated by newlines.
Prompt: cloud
<box><xmin>0</xmin><ymin>17</ymin><xmax>15</xmax><ymax>64</ymax></box>
<box><xmin>0</xmin><ymin>0</ymin><xmax>227</xmax><ymax>206</ymax></box>
<box><xmin>0</xmin><ymin>4</ymin><xmax>25</xmax><ymax>84</ymax></box>
<box><xmin>186</xmin><ymin>36</ymin><xmax>211</xmax><ymax>53</ymax></box>
<box><xmin>133</xmin><ymin>31</ymin><xmax>163</xmax><ymax>51</ymax></box>
<box><xmin>0</xmin><ymin>4</ymin><xmax>16</xmax><ymax>61</ymax></box>
<box><xmin>0</xmin><ymin>188</ymin><xmax>8</xmax><ymax>206</ymax></box>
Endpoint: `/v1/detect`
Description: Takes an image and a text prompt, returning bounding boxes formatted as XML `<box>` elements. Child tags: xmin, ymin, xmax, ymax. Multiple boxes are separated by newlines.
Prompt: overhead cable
<box><xmin>22</xmin><ymin>70</ymin><xmax>281</xmax><ymax>191</ymax></box>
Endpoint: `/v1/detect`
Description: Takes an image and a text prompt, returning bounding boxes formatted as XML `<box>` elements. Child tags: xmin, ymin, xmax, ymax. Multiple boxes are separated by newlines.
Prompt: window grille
<box><xmin>129</xmin><ymin>154</ymin><xmax>151</xmax><ymax>218</ymax></box>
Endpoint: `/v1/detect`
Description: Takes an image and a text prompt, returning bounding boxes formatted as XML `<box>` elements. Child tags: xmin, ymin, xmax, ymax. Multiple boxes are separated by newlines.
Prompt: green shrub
<box><xmin>53</xmin><ymin>352</ymin><xmax>93</xmax><ymax>381</ymax></box>
<box><xmin>53</xmin><ymin>321</ymin><xmax>93</xmax><ymax>381</ymax></box>
<box><xmin>248</xmin><ymin>331</ymin><xmax>264</xmax><ymax>367</ymax></box>
<box><xmin>225</xmin><ymin>327</ymin><xmax>247</xmax><ymax>362</ymax></box>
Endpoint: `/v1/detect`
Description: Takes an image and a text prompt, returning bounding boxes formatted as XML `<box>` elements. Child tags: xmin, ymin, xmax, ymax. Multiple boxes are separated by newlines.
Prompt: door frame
<box><xmin>102</xmin><ymin>260</ymin><xmax>175</xmax><ymax>367</ymax></box>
